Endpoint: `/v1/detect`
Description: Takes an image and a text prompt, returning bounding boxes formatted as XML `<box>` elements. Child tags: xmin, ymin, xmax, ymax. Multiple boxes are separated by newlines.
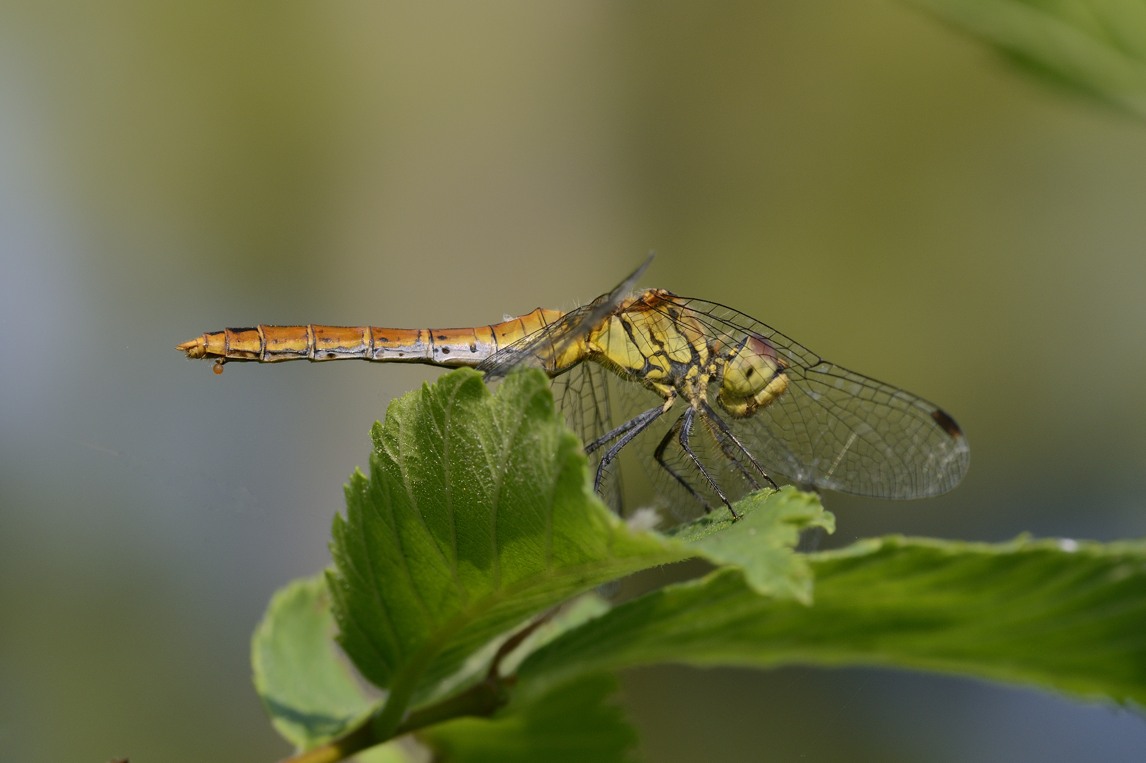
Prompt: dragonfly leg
<box><xmin>677</xmin><ymin>407</ymin><xmax>740</xmax><ymax>519</ymax></box>
<box><xmin>652</xmin><ymin>413</ymin><xmax>715</xmax><ymax>514</ymax></box>
<box><xmin>700</xmin><ymin>401</ymin><xmax>779</xmax><ymax>492</ymax></box>
<box><xmin>704</xmin><ymin>418</ymin><xmax>762</xmax><ymax>490</ymax></box>
<box><xmin>584</xmin><ymin>403</ymin><xmax>664</xmax><ymax>454</ymax></box>
<box><xmin>652</xmin><ymin>408</ymin><xmax>740</xmax><ymax>519</ymax></box>
<box><xmin>587</xmin><ymin>404</ymin><xmax>666</xmax><ymax>493</ymax></box>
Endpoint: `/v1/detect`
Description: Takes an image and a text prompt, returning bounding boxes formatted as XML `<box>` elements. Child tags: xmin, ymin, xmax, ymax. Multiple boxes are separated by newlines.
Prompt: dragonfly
<box><xmin>177</xmin><ymin>256</ymin><xmax>969</xmax><ymax>518</ymax></box>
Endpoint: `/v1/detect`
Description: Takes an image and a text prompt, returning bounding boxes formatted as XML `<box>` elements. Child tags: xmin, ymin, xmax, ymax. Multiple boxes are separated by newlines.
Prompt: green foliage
<box><xmin>252</xmin><ymin>576</ymin><xmax>374</xmax><ymax>748</ymax></box>
<box><xmin>420</xmin><ymin>674</ymin><xmax>639</xmax><ymax>763</ymax></box>
<box><xmin>905</xmin><ymin>0</ymin><xmax>1146</xmax><ymax>118</ymax></box>
<box><xmin>252</xmin><ymin>369</ymin><xmax>1146</xmax><ymax>762</ymax></box>
<box><xmin>327</xmin><ymin>369</ymin><xmax>691</xmax><ymax>738</ymax></box>
<box><xmin>519</xmin><ymin>536</ymin><xmax>1146</xmax><ymax>706</ymax></box>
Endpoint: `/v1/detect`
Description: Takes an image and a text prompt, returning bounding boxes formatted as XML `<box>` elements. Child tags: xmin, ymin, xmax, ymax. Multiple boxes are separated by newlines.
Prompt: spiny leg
<box><xmin>702</xmin><ymin>417</ymin><xmax>763</xmax><ymax>491</ymax></box>
<box><xmin>653</xmin><ymin>412</ymin><xmax>714</xmax><ymax>514</ymax></box>
<box><xmin>585</xmin><ymin>403</ymin><xmax>667</xmax><ymax>493</ymax></box>
<box><xmin>585</xmin><ymin>402</ymin><xmax>664</xmax><ymax>454</ymax></box>
<box><xmin>700</xmin><ymin>401</ymin><xmax>779</xmax><ymax>492</ymax></box>
<box><xmin>677</xmin><ymin>406</ymin><xmax>740</xmax><ymax>519</ymax></box>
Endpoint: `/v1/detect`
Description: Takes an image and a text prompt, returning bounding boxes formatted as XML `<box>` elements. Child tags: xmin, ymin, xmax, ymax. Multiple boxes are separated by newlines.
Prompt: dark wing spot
<box><xmin>440</xmin><ymin>347</ymin><xmax>451</xmax><ymax>354</ymax></box>
<box><xmin>469</xmin><ymin>342</ymin><xmax>477</xmax><ymax>353</ymax></box>
<box><xmin>436</xmin><ymin>334</ymin><xmax>448</xmax><ymax>341</ymax></box>
<box><xmin>931</xmin><ymin>408</ymin><xmax>963</xmax><ymax>440</ymax></box>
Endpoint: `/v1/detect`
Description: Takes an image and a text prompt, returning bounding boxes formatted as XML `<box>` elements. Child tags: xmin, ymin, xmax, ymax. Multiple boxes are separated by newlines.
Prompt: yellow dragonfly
<box><xmin>178</xmin><ymin>256</ymin><xmax>968</xmax><ymax>517</ymax></box>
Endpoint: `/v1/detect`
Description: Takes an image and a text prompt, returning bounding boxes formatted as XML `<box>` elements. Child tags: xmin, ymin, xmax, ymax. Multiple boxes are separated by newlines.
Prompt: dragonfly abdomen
<box><xmin>177</xmin><ymin>309</ymin><xmax>565</xmax><ymax>370</ymax></box>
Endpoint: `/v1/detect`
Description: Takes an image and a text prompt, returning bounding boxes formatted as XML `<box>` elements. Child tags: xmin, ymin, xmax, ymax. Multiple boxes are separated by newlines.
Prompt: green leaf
<box><xmin>519</xmin><ymin>535</ymin><xmax>1146</xmax><ymax>705</ymax></box>
<box><xmin>418</xmin><ymin>674</ymin><xmax>638</xmax><ymax>763</ymax></box>
<box><xmin>327</xmin><ymin>369</ymin><xmax>691</xmax><ymax>735</ymax></box>
<box><xmin>492</xmin><ymin>592</ymin><xmax>616</xmax><ymax>677</ymax></box>
<box><xmin>906</xmin><ymin>0</ymin><xmax>1146</xmax><ymax>118</ymax></box>
<box><xmin>412</xmin><ymin>592</ymin><xmax>617</xmax><ymax>713</ymax></box>
<box><xmin>669</xmin><ymin>487</ymin><xmax>834</xmax><ymax>603</ymax></box>
<box><xmin>252</xmin><ymin>574</ymin><xmax>376</xmax><ymax>749</ymax></box>
<box><xmin>353</xmin><ymin>742</ymin><xmax>425</xmax><ymax>763</ymax></box>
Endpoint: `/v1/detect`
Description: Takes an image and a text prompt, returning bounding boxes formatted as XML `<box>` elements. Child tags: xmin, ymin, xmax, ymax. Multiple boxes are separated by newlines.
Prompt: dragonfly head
<box><xmin>716</xmin><ymin>334</ymin><xmax>789</xmax><ymax>418</ymax></box>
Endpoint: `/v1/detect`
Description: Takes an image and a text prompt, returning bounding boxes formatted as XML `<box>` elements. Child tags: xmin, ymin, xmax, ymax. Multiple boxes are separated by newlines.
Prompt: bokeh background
<box><xmin>3</xmin><ymin>2</ymin><xmax>1145</xmax><ymax>761</ymax></box>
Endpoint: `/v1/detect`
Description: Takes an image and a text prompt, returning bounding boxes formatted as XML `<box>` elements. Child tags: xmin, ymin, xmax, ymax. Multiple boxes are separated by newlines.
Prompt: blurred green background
<box><xmin>2</xmin><ymin>2</ymin><xmax>1145</xmax><ymax>761</ymax></box>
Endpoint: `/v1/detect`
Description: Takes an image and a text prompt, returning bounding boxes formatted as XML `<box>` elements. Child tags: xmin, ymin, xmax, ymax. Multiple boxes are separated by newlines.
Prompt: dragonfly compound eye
<box><xmin>717</xmin><ymin>334</ymin><xmax>789</xmax><ymax>418</ymax></box>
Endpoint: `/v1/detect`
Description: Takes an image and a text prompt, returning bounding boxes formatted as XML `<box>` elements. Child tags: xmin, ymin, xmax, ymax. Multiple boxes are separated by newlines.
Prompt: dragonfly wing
<box><xmin>552</xmin><ymin>359</ymin><xmax>627</xmax><ymax>512</ymax></box>
<box><xmin>663</xmin><ymin>297</ymin><xmax>970</xmax><ymax>500</ymax></box>
<box><xmin>477</xmin><ymin>254</ymin><xmax>654</xmax><ymax>379</ymax></box>
<box><xmin>474</xmin><ymin>255</ymin><xmax>654</xmax><ymax>512</ymax></box>
<box><xmin>476</xmin><ymin>304</ymin><xmax>595</xmax><ymax>377</ymax></box>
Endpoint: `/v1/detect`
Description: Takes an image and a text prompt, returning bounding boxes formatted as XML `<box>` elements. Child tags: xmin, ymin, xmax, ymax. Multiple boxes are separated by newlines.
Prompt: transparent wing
<box><xmin>652</xmin><ymin>296</ymin><xmax>970</xmax><ymax>500</ymax></box>
<box><xmin>476</xmin><ymin>254</ymin><xmax>653</xmax><ymax>379</ymax></box>
<box><xmin>551</xmin><ymin>359</ymin><xmax>626</xmax><ymax>512</ymax></box>
<box><xmin>474</xmin><ymin>255</ymin><xmax>654</xmax><ymax>512</ymax></box>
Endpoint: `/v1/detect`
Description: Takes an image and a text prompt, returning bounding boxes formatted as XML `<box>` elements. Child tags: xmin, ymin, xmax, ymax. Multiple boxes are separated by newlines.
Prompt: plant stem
<box><xmin>275</xmin><ymin>720</ymin><xmax>376</xmax><ymax>763</ymax></box>
<box><xmin>276</xmin><ymin>610</ymin><xmax>559</xmax><ymax>763</ymax></box>
<box><xmin>276</xmin><ymin>675</ymin><xmax>509</xmax><ymax>763</ymax></box>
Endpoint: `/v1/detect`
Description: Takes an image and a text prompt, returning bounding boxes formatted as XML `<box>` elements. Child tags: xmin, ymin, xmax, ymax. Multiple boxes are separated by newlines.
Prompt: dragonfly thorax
<box><xmin>586</xmin><ymin>289</ymin><xmax>709</xmax><ymax>391</ymax></box>
<box><xmin>715</xmin><ymin>333</ymin><xmax>789</xmax><ymax>418</ymax></box>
